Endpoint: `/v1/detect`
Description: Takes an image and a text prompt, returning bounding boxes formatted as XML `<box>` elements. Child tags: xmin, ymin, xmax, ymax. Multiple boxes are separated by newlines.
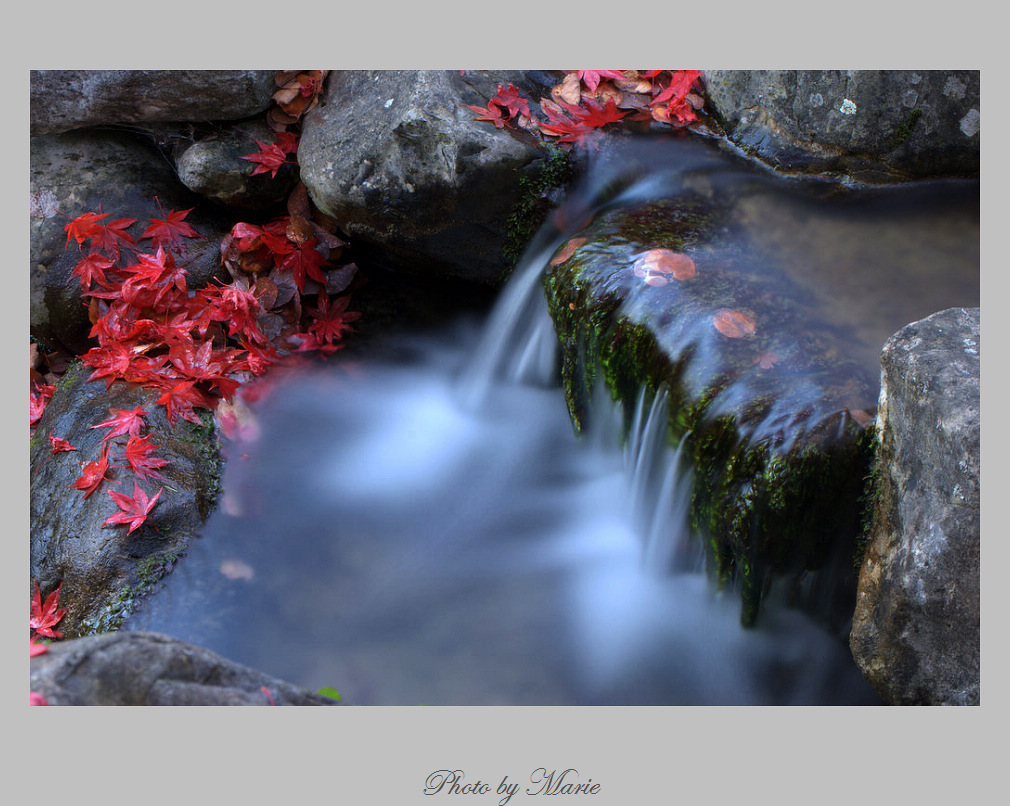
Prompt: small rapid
<box><xmin>124</xmin><ymin>137</ymin><xmax>974</xmax><ymax>705</ymax></box>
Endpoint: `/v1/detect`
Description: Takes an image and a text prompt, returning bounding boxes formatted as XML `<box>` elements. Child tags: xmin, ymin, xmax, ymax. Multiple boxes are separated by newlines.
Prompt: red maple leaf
<box><xmin>275</xmin><ymin>131</ymin><xmax>299</xmax><ymax>154</ymax></box>
<box><xmin>141</xmin><ymin>206</ymin><xmax>198</xmax><ymax>252</ymax></box>
<box><xmin>30</xmin><ymin>581</ymin><xmax>67</xmax><ymax>639</ymax></box>
<box><xmin>154</xmin><ymin>379</ymin><xmax>212</xmax><ymax>426</ymax></box>
<box><xmin>279</xmin><ymin>239</ymin><xmax>330</xmax><ymax>291</ymax></box>
<box><xmin>467</xmin><ymin>101</ymin><xmax>506</xmax><ymax>128</ymax></box>
<box><xmin>30</xmin><ymin>383</ymin><xmax>55</xmax><ymax>427</ymax></box>
<box><xmin>73</xmin><ymin>253</ymin><xmax>116</xmax><ymax>291</ymax></box>
<box><xmin>65</xmin><ymin>211</ymin><xmax>109</xmax><ymax>248</ymax></box>
<box><xmin>30</xmin><ymin>638</ymin><xmax>49</xmax><ymax>657</ymax></box>
<box><xmin>90</xmin><ymin>405</ymin><xmax>148</xmax><ymax>442</ymax></box>
<box><xmin>241</xmin><ymin>139</ymin><xmax>293</xmax><ymax>178</ymax></box>
<box><xmin>71</xmin><ymin>443</ymin><xmax>116</xmax><ymax>498</ymax></box>
<box><xmin>117</xmin><ymin>434</ymin><xmax>171</xmax><ymax>481</ymax></box>
<box><xmin>306</xmin><ymin>292</ymin><xmax>361</xmax><ymax>345</ymax></box>
<box><xmin>650</xmin><ymin>70</ymin><xmax>702</xmax><ymax>107</ymax></box>
<box><xmin>82</xmin><ymin>341</ymin><xmax>138</xmax><ymax>388</ymax></box>
<box><xmin>89</xmin><ymin>216</ymin><xmax>137</xmax><ymax>259</ymax></box>
<box><xmin>540</xmin><ymin>97</ymin><xmax>626</xmax><ymax>142</ymax></box>
<box><xmin>493</xmin><ymin>84</ymin><xmax>530</xmax><ymax>118</ymax></box>
<box><xmin>104</xmin><ymin>482</ymin><xmax>163</xmax><ymax>534</ymax></box>
<box><xmin>49</xmin><ymin>434</ymin><xmax>76</xmax><ymax>453</ymax></box>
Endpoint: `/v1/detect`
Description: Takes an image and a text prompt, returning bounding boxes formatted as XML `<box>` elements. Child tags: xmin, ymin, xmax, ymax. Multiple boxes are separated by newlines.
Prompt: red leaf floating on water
<box><xmin>712</xmin><ymin>308</ymin><xmax>757</xmax><ymax>338</ymax></box>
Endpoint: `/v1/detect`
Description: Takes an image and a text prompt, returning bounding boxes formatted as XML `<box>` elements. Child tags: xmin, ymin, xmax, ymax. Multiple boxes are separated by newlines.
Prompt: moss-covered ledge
<box><xmin>543</xmin><ymin>194</ymin><xmax>877</xmax><ymax>626</ymax></box>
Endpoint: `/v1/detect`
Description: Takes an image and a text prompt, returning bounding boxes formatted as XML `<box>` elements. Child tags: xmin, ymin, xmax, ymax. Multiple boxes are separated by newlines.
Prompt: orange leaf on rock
<box><xmin>633</xmin><ymin>248</ymin><xmax>696</xmax><ymax>281</ymax></box>
<box><xmin>549</xmin><ymin>237</ymin><xmax>587</xmax><ymax>266</ymax></box>
<box><xmin>713</xmin><ymin>308</ymin><xmax>757</xmax><ymax>338</ymax></box>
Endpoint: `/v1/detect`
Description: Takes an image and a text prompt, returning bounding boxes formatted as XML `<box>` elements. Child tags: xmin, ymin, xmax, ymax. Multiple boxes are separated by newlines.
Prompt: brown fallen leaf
<box><xmin>552</xmin><ymin>72</ymin><xmax>582</xmax><ymax>105</ymax></box>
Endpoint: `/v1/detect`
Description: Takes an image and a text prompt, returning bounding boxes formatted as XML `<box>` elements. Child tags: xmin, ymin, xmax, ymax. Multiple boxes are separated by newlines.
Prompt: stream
<box><xmin>125</xmin><ymin>136</ymin><xmax>978</xmax><ymax>705</ymax></box>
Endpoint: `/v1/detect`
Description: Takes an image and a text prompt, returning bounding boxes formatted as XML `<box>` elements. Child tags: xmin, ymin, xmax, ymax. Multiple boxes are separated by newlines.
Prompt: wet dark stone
<box><xmin>703</xmin><ymin>70</ymin><xmax>980</xmax><ymax>182</ymax></box>
<box><xmin>30</xmin><ymin>129</ymin><xmax>232</xmax><ymax>354</ymax></box>
<box><xmin>30</xmin><ymin>70</ymin><xmax>276</xmax><ymax>137</ymax></box>
<box><xmin>298</xmin><ymin>70</ymin><xmax>562</xmax><ymax>284</ymax></box>
<box><xmin>30</xmin><ymin>362</ymin><xmax>221</xmax><ymax>638</ymax></box>
<box><xmin>175</xmin><ymin>119</ymin><xmax>300</xmax><ymax>209</ymax></box>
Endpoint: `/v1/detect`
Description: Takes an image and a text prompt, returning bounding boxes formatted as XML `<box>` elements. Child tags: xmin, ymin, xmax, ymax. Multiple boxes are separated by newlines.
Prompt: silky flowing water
<box><xmin>126</xmin><ymin>138</ymin><xmax>978</xmax><ymax>705</ymax></box>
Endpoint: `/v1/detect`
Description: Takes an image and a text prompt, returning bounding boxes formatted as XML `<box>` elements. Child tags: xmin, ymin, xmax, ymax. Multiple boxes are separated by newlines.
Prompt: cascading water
<box><xmin>125</xmin><ymin>137</ymin><xmax>977</xmax><ymax>705</ymax></box>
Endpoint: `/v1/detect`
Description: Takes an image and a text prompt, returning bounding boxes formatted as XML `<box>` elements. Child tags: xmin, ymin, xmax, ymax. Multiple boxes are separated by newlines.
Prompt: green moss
<box><xmin>175</xmin><ymin>408</ymin><xmax>222</xmax><ymax>518</ymax></box>
<box><xmin>78</xmin><ymin>551</ymin><xmax>182</xmax><ymax>636</ymax></box>
<box><xmin>502</xmin><ymin>145</ymin><xmax>575</xmax><ymax>269</ymax></box>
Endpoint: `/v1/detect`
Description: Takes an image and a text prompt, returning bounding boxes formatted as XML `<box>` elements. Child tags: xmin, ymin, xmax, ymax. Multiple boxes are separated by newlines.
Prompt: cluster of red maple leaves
<box><xmin>467</xmin><ymin>70</ymin><xmax>705</xmax><ymax>142</ymax></box>
<box><xmin>33</xmin><ymin>193</ymin><xmax>361</xmax><ymax>516</ymax></box>
<box><xmin>30</xmin><ymin>71</ymin><xmax>355</xmax><ymax>704</ymax></box>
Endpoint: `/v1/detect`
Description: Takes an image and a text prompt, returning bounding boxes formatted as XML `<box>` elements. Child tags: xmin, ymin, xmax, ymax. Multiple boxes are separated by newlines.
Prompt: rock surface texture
<box><xmin>297</xmin><ymin>70</ymin><xmax>559</xmax><ymax>284</ymax></box>
<box><xmin>703</xmin><ymin>70</ymin><xmax>980</xmax><ymax>182</ymax></box>
<box><xmin>850</xmin><ymin>307</ymin><xmax>980</xmax><ymax>705</ymax></box>
<box><xmin>31</xmin><ymin>631</ymin><xmax>337</xmax><ymax>705</ymax></box>
<box><xmin>30</xmin><ymin>70</ymin><xmax>276</xmax><ymax>136</ymax></box>
<box><xmin>30</xmin><ymin>130</ymin><xmax>229</xmax><ymax>354</ymax></box>
<box><xmin>30</xmin><ymin>362</ymin><xmax>221</xmax><ymax>638</ymax></box>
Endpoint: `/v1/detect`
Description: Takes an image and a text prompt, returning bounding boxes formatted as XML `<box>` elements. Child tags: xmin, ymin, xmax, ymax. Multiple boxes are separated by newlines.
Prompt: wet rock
<box><xmin>30</xmin><ymin>361</ymin><xmax>221</xmax><ymax>638</ymax></box>
<box><xmin>298</xmin><ymin>70</ymin><xmax>562</xmax><ymax>284</ymax></box>
<box><xmin>30</xmin><ymin>631</ymin><xmax>338</xmax><ymax>705</ymax></box>
<box><xmin>30</xmin><ymin>70</ymin><xmax>276</xmax><ymax>137</ymax></box>
<box><xmin>850</xmin><ymin>307</ymin><xmax>980</xmax><ymax>705</ymax></box>
<box><xmin>175</xmin><ymin>119</ymin><xmax>299</xmax><ymax>209</ymax></box>
<box><xmin>30</xmin><ymin>130</ymin><xmax>232</xmax><ymax>355</ymax></box>
<box><xmin>543</xmin><ymin>140</ymin><xmax>882</xmax><ymax>626</ymax></box>
<box><xmin>703</xmin><ymin>70</ymin><xmax>980</xmax><ymax>182</ymax></box>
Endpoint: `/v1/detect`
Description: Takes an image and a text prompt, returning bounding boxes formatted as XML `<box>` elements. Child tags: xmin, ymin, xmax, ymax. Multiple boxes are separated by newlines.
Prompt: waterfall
<box><xmin>123</xmin><ymin>137</ymin><xmax>888</xmax><ymax>705</ymax></box>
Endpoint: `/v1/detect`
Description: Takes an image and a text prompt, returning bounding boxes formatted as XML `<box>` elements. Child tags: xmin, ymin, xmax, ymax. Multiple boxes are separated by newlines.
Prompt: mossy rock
<box><xmin>30</xmin><ymin>361</ymin><xmax>222</xmax><ymax>638</ymax></box>
<box><xmin>544</xmin><ymin>193</ymin><xmax>877</xmax><ymax>626</ymax></box>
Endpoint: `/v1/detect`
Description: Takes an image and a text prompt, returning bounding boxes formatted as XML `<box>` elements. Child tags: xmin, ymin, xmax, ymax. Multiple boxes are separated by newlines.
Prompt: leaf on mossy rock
<box><xmin>550</xmin><ymin>237</ymin><xmax>587</xmax><ymax>266</ymax></box>
<box><xmin>632</xmin><ymin>248</ymin><xmax>696</xmax><ymax>284</ymax></box>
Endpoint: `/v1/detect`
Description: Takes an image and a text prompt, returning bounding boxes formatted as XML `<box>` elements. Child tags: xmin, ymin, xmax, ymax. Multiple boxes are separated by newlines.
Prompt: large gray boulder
<box><xmin>30</xmin><ymin>70</ymin><xmax>277</xmax><ymax>136</ymax></box>
<box><xmin>703</xmin><ymin>70</ymin><xmax>980</xmax><ymax>182</ymax></box>
<box><xmin>850</xmin><ymin>307</ymin><xmax>980</xmax><ymax>705</ymax></box>
<box><xmin>31</xmin><ymin>362</ymin><xmax>221</xmax><ymax>638</ymax></box>
<box><xmin>31</xmin><ymin>631</ymin><xmax>338</xmax><ymax>705</ymax></box>
<box><xmin>297</xmin><ymin>70</ymin><xmax>561</xmax><ymax>284</ymax></box>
